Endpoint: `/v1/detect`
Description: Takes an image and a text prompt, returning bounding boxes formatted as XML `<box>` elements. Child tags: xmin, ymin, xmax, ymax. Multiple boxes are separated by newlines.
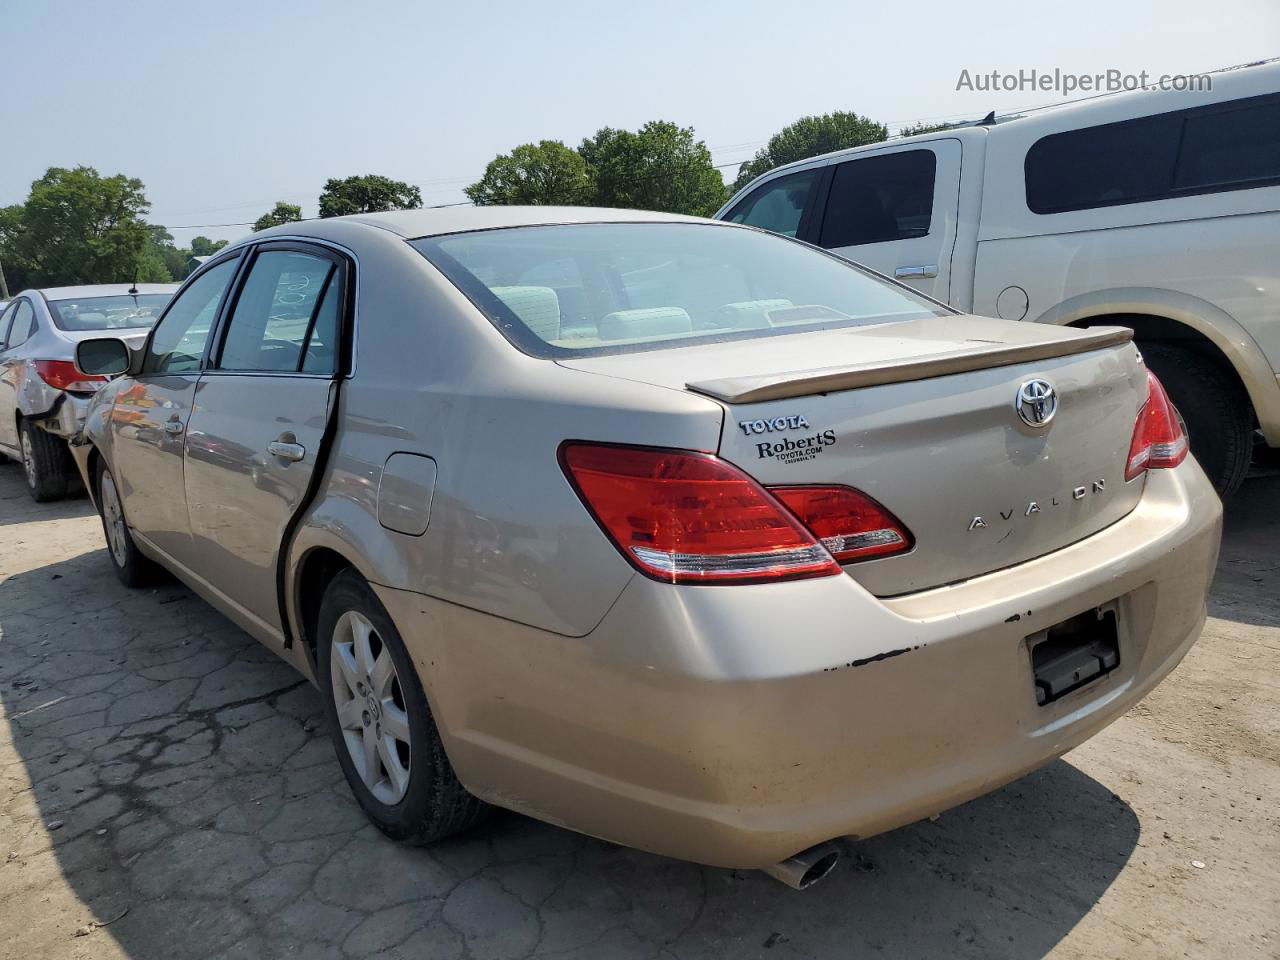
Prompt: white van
<box><xmin>718</xmin><ymin>62</ymin><xmax>1280</xmax><ymax>497</ymax></box>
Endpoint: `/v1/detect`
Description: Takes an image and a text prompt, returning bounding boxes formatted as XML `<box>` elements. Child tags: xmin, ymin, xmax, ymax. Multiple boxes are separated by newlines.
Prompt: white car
<box><xmin>720</xmin><ymin>60</ymin><xmax>1280</xmax><ymax>498</ymax></box>
<box><xmin>0</xmin><ymin>284</ymin><xmax>176</xmax><ymax>499</ymax></box>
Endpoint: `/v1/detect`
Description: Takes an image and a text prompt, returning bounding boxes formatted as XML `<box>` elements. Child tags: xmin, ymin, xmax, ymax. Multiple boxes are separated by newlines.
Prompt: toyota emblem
<box><xmin>1016</xmin><ymin>379</ymin><xmax>1057</xmax><ymax>428</ymax></box>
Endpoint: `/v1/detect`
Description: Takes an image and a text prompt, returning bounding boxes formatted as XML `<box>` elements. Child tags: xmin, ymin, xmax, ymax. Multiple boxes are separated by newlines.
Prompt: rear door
<box><xmin>813</xmin><ymin>140</ymin><xmax>962</xmax><ymax>301</ymax></box>
<box><xmin>110</xmin><ymin>257</ymin><xmax>242</xmax><ymax>565</ymax></box>
<box><xmin>182</xmin><ymin>242</ymin><xmax>348</xmax><ymax>636</ymax></box>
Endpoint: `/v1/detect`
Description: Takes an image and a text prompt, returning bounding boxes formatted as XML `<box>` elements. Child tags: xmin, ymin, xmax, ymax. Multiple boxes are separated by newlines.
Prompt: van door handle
<box><xmin>163</xmin><ymin>418</ymin><xmax>184</xmax><ymax>435</ymax></box>
<box><xmin>894</xmin><ymin>264</ymin><xmax>938</xmax><ymax>280</ymax></box>
<box><xmin>267</xmin><ymin>438</ymin><xmax>306</xmax><ymax>462</ymax></box>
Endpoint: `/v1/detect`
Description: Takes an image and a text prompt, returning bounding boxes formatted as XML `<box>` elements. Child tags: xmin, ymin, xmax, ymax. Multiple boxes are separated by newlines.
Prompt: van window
<box><xmin>1174</xmin><ymin>99</ymin><xmax>1280</xmax><ymax>192</ymax></box>
<box><xmin>724</xmin><ymin>170</ymin><xmax>817</xmax><ymax>237</ymax></box>
<box><xmin>1025</xmin><ymin>93</ymin><xmax>1280</xmax><ymax>214</ymax></box>
<box><xmin>819</xmin><ymin>150</ymin><xmax>936</xmax><ymax>248</ymax></box>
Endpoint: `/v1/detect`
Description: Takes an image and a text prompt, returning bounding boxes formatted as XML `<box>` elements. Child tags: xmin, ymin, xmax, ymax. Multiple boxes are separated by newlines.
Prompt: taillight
<box><xmin>559</xmin><ymin>442</ymin><xmax>841</xmax><ymax>584</ymax></box>
<box><xmin>1125</xmin><ymin>371</ymin><xmax>1189</xmax><ymax>481</ymax></box>
<box><xmin>771</xmin><ymin>486</ymin><xmax>913</xmax><ymax>562</ymax></box>
<box><xmin>34</xmin><ymin>360</ymin><xmax>107</xmax><ymax>394</ymax></box>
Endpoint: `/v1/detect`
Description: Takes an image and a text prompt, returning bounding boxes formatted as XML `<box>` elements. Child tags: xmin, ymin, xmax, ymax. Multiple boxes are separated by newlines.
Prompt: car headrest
<box><xmin>712</xmin><ymin>299</ymin><xmax>794</xmax><ymax>330</ymax></box>
<box><xmin>490</xmin><ymin>286</ymin><xmax>561</xmax><ymax>341</ymax></box>
<box><xmin>598</xmin><ymin>307</ymin><xmax>693</xmax><ymax>341</ymax></box>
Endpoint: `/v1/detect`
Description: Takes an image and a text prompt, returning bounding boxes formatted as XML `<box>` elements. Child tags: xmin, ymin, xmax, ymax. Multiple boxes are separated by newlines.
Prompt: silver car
<box><xmin>71</xmin><ymin>209</ymin><xmax>1221</xmax><ymax>888</ymax></box>
<box><xmin>0</xmin><ymin>284</ymin><xmax>176</xmax><ymax>500</ymax></box>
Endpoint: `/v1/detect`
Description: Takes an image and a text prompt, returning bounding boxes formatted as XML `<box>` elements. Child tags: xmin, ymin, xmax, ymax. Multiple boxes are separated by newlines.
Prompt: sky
<box><xmin>2</xmin><ymin>0</ymin><xmax>1277</xmax><ymax>247</ymax></box>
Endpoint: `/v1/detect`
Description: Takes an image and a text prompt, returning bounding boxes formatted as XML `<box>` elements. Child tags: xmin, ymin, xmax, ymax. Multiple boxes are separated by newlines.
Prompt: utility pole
<box><xmin>0</xmin><ymin>257</ymin><xmax>9</xmax><ymax>300</ymax></box>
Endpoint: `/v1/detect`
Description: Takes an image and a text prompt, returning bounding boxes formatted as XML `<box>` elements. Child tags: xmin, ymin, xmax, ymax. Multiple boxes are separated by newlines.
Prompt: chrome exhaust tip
<box><xmin>761</xmin><ymin>841</ymin><xmax>841</xmax><ymax>890</ymax></box>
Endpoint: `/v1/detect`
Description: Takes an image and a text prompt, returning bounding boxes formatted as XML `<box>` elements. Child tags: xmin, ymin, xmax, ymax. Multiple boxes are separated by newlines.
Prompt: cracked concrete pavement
<box><xmin>1</xmin><ymin>458</ymin><xmax>1277</xmax><ymax>960</ymax></box>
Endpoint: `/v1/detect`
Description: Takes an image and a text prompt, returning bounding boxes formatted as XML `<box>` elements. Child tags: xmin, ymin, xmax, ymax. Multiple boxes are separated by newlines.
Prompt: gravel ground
<box><xmin>1</xmin><ymin>458</ymin><xmax>1277</xmax><ymax>960</ymax></box>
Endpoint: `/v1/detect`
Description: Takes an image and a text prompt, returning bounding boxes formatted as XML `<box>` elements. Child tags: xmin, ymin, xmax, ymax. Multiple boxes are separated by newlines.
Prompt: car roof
<box><xmin>36</xmin><ymin>283</ymin><xmax>181</xmax><ymax>301</ymax></box>
<box><xmin>338</xmin><ymin>206</ymin><xmax>710</xmax><ymax>239</ymax></box>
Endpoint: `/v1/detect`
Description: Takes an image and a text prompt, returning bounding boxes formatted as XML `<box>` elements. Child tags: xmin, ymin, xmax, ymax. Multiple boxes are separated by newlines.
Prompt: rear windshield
<box><xmin>410</xmin><ymin>222</ymin><xmax>948</xmax><ymax>358</ymax></box>
<box><xmin>47</xmin><ymin>294</ymin><xmax>171</xmax><ymax>332</ymax></box>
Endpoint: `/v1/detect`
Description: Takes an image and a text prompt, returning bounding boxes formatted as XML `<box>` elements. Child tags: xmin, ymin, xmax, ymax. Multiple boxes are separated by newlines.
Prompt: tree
<box><xmin>318</xmin><ymin>175</ymin><xmax>422</xmax><ymax>218</ymax></box>
<box><xmin>579</xmin><ymin>121</ymin><xmax>727</xmax><ymax>217</ymax></box>
<box><xmin>0</xmin><ymin>205</ymin><xmax>25</xmax><ymax>293</ymax></box>
<box><xmin>189</xmin><ymin>236</ymin><xmax>228</xmax><ymax>257</ymax></box>
<box><xmin>465</xmin><ymin>141</ymin><xmax>591</xmax><ymax>206</ymax></box>
<box><xmin>0</xmin><ymin>166</ymin><xmax>161</xmax><ymax>287</ymax></box>
<box><xmin>138</xmin><ymin>224</ymin><xmax>181</xmax><ymax>282</ymax></box>
<box><xmin>731</xmin><ymin>112</ymin><xmax>887</xmax><ymax>192</ymax></box>
<box><xmin>254</xmin><ymin>201</ymin><xmax>303</xmax><ymax>232</ymax></box>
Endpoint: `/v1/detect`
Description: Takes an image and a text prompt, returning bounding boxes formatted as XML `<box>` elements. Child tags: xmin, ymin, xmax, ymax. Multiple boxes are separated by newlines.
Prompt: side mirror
<box><xmin>76</xmin><ymin>337</ymin><xmax>132</xmax><ymax>377</ymax></box>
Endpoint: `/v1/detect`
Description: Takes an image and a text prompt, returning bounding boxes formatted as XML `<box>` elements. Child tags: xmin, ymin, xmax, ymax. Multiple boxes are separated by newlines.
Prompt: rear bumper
<box><xmin>378</xmin><ymin>461</ymin><xmax>1222</xmax><ymax>868</ymax></box>
<box><xmin>28</xmin><ymin>391</ymin><xmax>91</xmax><ymax>439</ymax></box>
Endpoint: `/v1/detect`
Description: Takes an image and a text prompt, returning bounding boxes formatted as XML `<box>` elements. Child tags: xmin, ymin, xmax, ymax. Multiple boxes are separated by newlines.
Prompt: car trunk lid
<box><xmin>560</xmin><ymin>316</ymin><xmax>1148</xmax><ymax>595</ymax></box>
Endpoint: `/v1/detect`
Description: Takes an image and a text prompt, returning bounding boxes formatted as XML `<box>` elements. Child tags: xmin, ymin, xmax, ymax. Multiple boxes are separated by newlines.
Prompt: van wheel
<box><xmin>96</xmin><ymin>461</ymin><xmax>159</xmax><ymax>587</ymax></box>
<box><xmin>1141</xmin><ymin>344</ymin><xmax>1252</xmax><ymax>499</ymax></box>
<box><xmin>20</xmin><ymin>420</ymin><xmax>72</xmax><ymax>502</ymax></box>
<box><xmin>317</xmin><ymin>570</ymin><xmax>488</xmax><ymax>843</ymax></box>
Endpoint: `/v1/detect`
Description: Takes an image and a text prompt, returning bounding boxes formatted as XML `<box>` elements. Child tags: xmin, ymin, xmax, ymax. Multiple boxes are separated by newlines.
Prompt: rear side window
<box><xmin>724</xmin><ymin>170</ymin><xmax>818</xmax><ymax>238</ymax></box>
<box><xmin>1174</xmin><ymin>99</ymin><xmax>1280</xmax><ymax>191</ymax></box>
<box><xmin>5</xmin><ymin>301</ymin><xmax>37</xmax><ymax>349</ymax></box>
<box><xmin>1025</xmin><ymin>93</ymin><xmax>1280</xmax><ymax>214</ymax></box>
<box><xmin>819</xmin><ymin>150</ymin><xmax>936</xmax><ymax>248</ymax></box>
<box><xmin>217</xmin><ymin>250</ymin><xmax>337</xmax><ymax>373</ymax></box>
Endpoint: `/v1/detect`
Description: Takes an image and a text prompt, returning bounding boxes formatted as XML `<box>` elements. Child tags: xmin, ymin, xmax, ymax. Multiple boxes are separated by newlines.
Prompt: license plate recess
<box><xmin>1028</xmin><ymin>605</ymin><xmax>1120</xmax><ymax>706</ymax></box>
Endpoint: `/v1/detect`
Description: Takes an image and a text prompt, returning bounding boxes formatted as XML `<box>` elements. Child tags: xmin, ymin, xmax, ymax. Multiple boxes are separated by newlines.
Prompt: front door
<box><xmin>109</xmin><ymin>257</ymin><xmax>241</xmax><ymax>565</ymax></box>
<box><xmin>182</xmin><ymin>244</ymin><xmax>346</xmax><ymax>636</ymax></box>
<box><xmin>814</xmin><ymin>139</ymin><xmax>962</xmax><ymax>301</ymax></box>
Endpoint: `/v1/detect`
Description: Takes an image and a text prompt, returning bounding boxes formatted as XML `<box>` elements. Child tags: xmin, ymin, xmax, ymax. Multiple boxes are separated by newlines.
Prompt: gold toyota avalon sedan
<box><xmin>71</xmin><ymin>208</ymin><xmax>1221</xmax><ymax>889</ymax></box>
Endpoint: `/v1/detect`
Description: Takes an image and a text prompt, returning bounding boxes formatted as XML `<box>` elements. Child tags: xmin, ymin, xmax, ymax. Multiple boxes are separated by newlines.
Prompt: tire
<box><xmin>317</xmin><ymin>570</ymin><xmax>488</xmax><ymax>844</ymax></box>
<box><xmin>1141</xmin><ymin>344</ymin><xmax>1253</xmax><ymax>500</ymax></box>
<box><xmin>19</xmin><ymin>419</ymin><xmax>72</xmax><ymax>502</ymax></box>
<box><xmin>95</xmin><ymin>460</ymin><xmax>160</xmax><ymax>587</ymax></box>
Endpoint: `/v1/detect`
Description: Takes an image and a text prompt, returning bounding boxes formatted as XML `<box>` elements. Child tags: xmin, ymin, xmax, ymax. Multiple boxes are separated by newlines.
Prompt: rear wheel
<box><xmin>317</xmin><ymin>570</ymin><xmax>488</xmax><ymax>843</ymax></box>
<box><xmin>96</xmin><ymin>461</ymin><xmax>159</xmax><ymax>587</ymax></box>
<box><xmin>1141</xmin><ymin>344</ymin><xmax>1252</xmax><ymax>499</ymax></box>
<box><xmin>19</xmin><ymin>420</ymin><xmax>73</xmax><ymax>502</ymax></box>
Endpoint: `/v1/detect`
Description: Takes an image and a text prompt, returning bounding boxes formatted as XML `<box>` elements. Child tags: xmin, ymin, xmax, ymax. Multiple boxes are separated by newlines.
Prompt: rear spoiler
<box><xmin>686</xmin><ymin>326</ymin><xmax>1133</xmax><ymax>404</ymax></box>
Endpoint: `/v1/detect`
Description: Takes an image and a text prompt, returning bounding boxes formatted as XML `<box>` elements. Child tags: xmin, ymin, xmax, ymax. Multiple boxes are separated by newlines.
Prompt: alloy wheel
<box><xmin>330</xmin><ymin>610</ymin><xmax>413</xmax><ymax>805</ymax></box>
<box><xmin>20</xmin><ymin>431</ymin><xmax>36</xmax><ymax>490</ymax></box>
<box><xmin>99</xmin><ymin>472</ymin><xmax>129</xmax><ymax>567</ymax></box>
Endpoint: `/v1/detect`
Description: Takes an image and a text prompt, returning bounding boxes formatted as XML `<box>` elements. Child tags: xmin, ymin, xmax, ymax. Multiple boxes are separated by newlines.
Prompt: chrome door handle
<box><xmin>267</xmin><ymin>440</ymin><xmax>305</xmax><ymax>462</ymax></box>
<box><xmin>894</xmin><ymin>264</ymin><xmax>938</xmax><ymax>280</ymax></box>
<box><xmin>163</xmin><ymin>419</ymin><xmax>184</xmax><ymax>435</ymax></box>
